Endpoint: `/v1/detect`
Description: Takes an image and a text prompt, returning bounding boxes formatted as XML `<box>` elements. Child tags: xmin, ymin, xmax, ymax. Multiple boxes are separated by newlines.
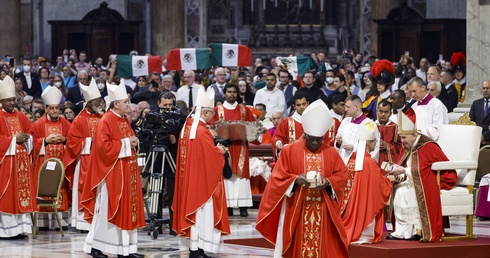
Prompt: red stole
<box><xmin>341</xmin><ymin>152</ymin><xmax>391</xmax><ymax>243</ymax></box>
<box><xmin>172</xmin><ymin>118</ymin><xmax>230</xmax><ymax>237</ymax></box>
<box><xmin>0</xmin><ymin>110</ymin><xmax>35</xmax><ymax>213</ymax></box>
<box><xmin>256</xmin><ymin>140</ymin><xmax>349</xmax><ymax>257</ymax></box>
<box><xmin>80</xmin><ymin>111</ymin><xmax>145</xmax><ymax>230</ymax></box>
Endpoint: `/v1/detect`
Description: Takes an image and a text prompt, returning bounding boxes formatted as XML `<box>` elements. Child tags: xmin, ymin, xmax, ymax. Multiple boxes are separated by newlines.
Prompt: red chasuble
<box><xmin>0</xmin><ymin>110</ymin><xmax>35</xmax><ymax>213</ymax></box>
<box><xmin>172</xmin><ymin>118</ymin><xmax>230</xmax><ymax>237</ymax></box>
<box><xmin>63</xmin><ymin>110</ymin><xmax>101</xmax><ymax>212</ymax></box>
<box><xmin>213</xmin><ymin>104</ymin><xmax>257</xmax><ymax>178</ymax></box>
<box><xmin>341</xmin><ymin>152</ymin><xmax>391</xmax><ymax>243</ymax></box>
<box><xmin>256</xmin><ymin>139</ymin><xmax>349</xmax><ymax>258</ymax></box>
<box><xmin>397</xmin><ymin>135</ymin><xmax>457</xmax><ymax>242</ymax></box>
<box><xmin>377</xmin><ymin>121</ymin><xmax>402</xmax><ymax>171</ymax></box>
<box><xmin>30</xmin><ymin>115</ymin><xmax>71</xmax><ymax>212</ymax></box>
<box><xmin>80</xmin><ymin>111</ymin><xmax>145</xmax><ymax>230</ymax></box>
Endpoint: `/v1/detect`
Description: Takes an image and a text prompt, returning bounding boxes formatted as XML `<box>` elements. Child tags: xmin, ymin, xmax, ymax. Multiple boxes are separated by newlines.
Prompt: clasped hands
<box><xmin>45</xmin><ymin>133</ymin><xmax>66</xmax><ymax>144</ymax></box>
<box><xmin>15</xmin><ymin>132</ymin><xmax>31</xmax><ymax>143</ymax></box>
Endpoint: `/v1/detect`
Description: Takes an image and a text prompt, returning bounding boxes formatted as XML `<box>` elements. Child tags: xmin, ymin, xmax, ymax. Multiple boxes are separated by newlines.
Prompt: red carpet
<box><xmin>225</xmin><ymin>235</ymin><xmax>490</xmax><ymax>258</ymax></box>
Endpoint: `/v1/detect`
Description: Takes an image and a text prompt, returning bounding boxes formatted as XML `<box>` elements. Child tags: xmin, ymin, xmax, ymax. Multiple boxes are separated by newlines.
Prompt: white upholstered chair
<box><xmin>431</xmin><ymin>121</ymin><xmax>482</xmax><ymax>240</ymax></box>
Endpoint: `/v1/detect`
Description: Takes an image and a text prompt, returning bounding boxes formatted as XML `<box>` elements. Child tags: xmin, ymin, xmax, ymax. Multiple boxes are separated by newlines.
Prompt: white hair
<box><xmin>428</xmin><ymin>81</ymin><xmax>442</xmax><ymax>92</ymax></box>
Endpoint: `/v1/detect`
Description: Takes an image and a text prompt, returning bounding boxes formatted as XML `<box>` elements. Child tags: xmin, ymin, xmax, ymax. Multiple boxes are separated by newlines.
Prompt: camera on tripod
<box><xmin>137</xmin><ymin>108</ymin><xmax>185</xmax><ymax>149</ymax></box>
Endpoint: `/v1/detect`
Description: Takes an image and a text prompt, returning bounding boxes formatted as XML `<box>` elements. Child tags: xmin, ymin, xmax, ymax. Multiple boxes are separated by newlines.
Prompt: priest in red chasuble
<box><xmin>386</xmin><ymin>112</ymin><xmax>456</xmax><ymax>242</ymax></box>
<box><xmin>0</xmin><ymin>75</ymin><xmax>35</xmax><ymax>239</ymax></box>
<box><xmin>212</xmin><ymin>84</ymin><xmax>261</xmax><ymax>217</ymax></box>
<box><xmin>81</xmin><ymin>79</ymin><xmax>145</xmax><ymax>258</ymax></box>
<box><xmin>31</xmin><ymin>85</ymin><xmax>71</xmax><ymax>229</ymax></box>
<box><xmin>375</xmin><ymin>100</ymin><xmax>402</xmax><ymax>172</ymax></box>
<box><xmin>173</xmin><ymin>87</ymin><xmax>230</xmax><ymax>258</ymax></box>
<box><xmin>256</xmin><ymin>100</ymin><xmax>349</xmax><ymax>258</ymax></box>
<box><xmin>63</xmin><ymin>78</ymin><xmax>104</xmax><ymax>231</ymax></box>
<box><xmin>341</xmin><ymin>122</ymin><xmax>391</xmax><ymax>244</ymax></box>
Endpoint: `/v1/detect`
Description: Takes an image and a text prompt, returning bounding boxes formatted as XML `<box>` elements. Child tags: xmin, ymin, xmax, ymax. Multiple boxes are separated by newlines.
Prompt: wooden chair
<box><xmin>432</xmin><ymin>118</ymin><xmax>482</xmax><ymax>240</ymax></box>
<box><xmin>31</xmin><ymin>157</ymin><xmax>65</xmax><ymax>239</ymax></box>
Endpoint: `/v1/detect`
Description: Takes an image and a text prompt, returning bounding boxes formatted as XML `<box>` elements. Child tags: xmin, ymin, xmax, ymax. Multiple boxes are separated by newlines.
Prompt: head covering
<box><xmin>301</xmin><ymin>99</ymin><xmax>332</xmax><ymax>137</ymax></box>
<box><xmin>41</xmin><ymin>86</ymin><xmax>63</xmax><ymax>105</ymax></box>
<box><xmin>369</xmin><ymin>59</ymin><xmax>395</xmax><ymax>86</ymax></box>
<box><xmin>107</xmin><ymin>79</ymin><xmax>128</xmax><ymax>103</ymax></box>
<box><xmin>398</xmin><ymin>112</ymin><xmax>417</xmax><ymax>135</ymax></box>
<box><xmin>0</xmin><ymin>75</ymin><xmax>16</xmax><ymax>100</ymax></box>
<box><xmin>80</xmin><ymin>77</ymin><xmax>102</xmax><ymax>102</ymax></box>
<box><xmin>450</xmin><ymin>52</ymin><xmax>466</xmax><ymax>74</ymax></box>
<box><xmin>187</xmin><ymin>86</ymin><xmax>214</xmax><ymax>139</ymax></box>
<box><xmin>355</xmin><ymin>121</ymin><xmax>376</xmax><ymax>171</ymax></box>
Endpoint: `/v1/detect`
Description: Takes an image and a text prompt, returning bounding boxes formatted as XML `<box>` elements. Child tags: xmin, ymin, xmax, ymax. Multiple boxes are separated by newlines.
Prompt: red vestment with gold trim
<box><xmin>172</xmin><ymin>118</ymin><xmax>230</xmax><ymax>237</ymax></box>
<box><xmin>80</xmin><ymin>111</ymin><xmax>145</xmax><ymax>230</ymax></box>
<box><xmin>256</xmin><ymin>139</ymin><xmax>349</xmax><ymax>258</ymax></box>
<box><xmin>0</xmin><ymin>110</ymin><xmax>35</xmax><ymax>214</ymax></box>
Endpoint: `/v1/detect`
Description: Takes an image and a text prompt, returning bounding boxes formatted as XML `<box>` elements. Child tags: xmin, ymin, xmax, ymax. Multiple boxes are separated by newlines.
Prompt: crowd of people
<box><xmin>0</xmin><ymin>48</ymin><xmax>489</xmax><ymax>258</ymax></box>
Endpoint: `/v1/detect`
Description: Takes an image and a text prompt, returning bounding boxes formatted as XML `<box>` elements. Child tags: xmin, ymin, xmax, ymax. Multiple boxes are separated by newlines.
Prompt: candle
<box><xmin>299</xmin><ymin>0</ymin><xmax>302</xmax><ymax>8</ymax></box>
<box><xmin>321</xmin><ymin>0</ymin><xmax>323</xmax><ymax>12</ymax></box>
<box><xmin>264</xmin><ymin>0</ymin><xmax>266</xmax><ymax>10</ymax></box>
<box><xmin>251</xmin><ymin>0</ymin><xmax>254</xmax><ymax>12</ymax></box>
<box><xmin>310</xmin><ymin>0</ymin><xmax>312</xmax><ymax>9</ymax></box>
<box><xmin>275</xmin><ymin>0</ymin><xmax>278</xmax><ymax>7</ymax></box>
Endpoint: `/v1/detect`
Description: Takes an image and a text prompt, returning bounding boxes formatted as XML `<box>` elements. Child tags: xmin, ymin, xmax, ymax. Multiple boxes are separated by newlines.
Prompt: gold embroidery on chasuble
<box><xmin>117</xmin><ymin>121</ymin><xmax>139</xmax><ymax>222</ymax></box>
<box><xmin>288</xmin><ymin>117</ymin><xmax>296</xmax><ymax>144</ymax></box>
<box><xmin>6</xmin><ymin>117</ymin><xmax>32</xmax><ymax>210</ymax></box>
<box><xmin>341</xmin><ymin>159</ymin><xmax>357</xmax><ymax>214</ymax></box>
<box><xmin>45</xmin><ymin>123</ymin><xmax>63</xmax><ymax>158</ymax></box>
<box><xmin>87</xmin><ymin>117</ymin><xmax>100</xmax><ymax>138</ymax></box>
<box><xmin>411</xmin><ymin>151</ymin><xmax>432</xmax><ymax>241</ymax></box>
<box><xmin>178</xmin><ymin>125</ymin><xmax>189</xmax><ymax>194</ymax></box>
<box><xmin>302</xmin><ymin>152</ymin><xmax>324</xmax><ymax>257</ymax></box>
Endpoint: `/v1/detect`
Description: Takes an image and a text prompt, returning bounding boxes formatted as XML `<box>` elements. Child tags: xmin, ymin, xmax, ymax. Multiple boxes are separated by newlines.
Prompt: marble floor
<box><xmin>1</xmin><ymin>209</ymin><xmax>489</xmax><ymax>258</ymax></box>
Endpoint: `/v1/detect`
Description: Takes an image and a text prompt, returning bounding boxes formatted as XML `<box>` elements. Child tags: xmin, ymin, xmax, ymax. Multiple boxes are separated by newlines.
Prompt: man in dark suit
<box><xmin>14</xmin><ymin>58</ymin><xmax>42</xmax><ymax>98</ymax></box>
<box><xmin>66</xmin><ymin>70</ymin><xmax>89</xmax><ymax>114</ymax></box>
<box><xmin>441</xmin><ymin>69</ymin><xmax>459</xmax><ymax>112</ymax></box>
<box><xmin>208</xmin><ymin>67</ymin><xmax>227</xmax><ymax>104</ymax></box>
<box><xmin>469</xmin><ymin>80</ymin><xmax>490</xmax><ymax>145</ymax></box>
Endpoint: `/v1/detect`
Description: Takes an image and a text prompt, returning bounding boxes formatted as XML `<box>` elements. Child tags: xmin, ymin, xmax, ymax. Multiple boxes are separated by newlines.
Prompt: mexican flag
<box><xmin>276</xmin><ymin>56</ymin><xmax>315</xmax><ymax>80</ymax></box>
<box><xmin>117</xmin><ymin>55</ymin><xmax>162</xmax><ymax>77</ymax></box>
<box><xmin>166</xmin><ymin>48</ymin><xmax>211</xmax><ymax>70</ymax></box>
<box><xmin>208</xmin><ymin>43</ymin><xmax>252</xmax><ymax>67</ymax></box>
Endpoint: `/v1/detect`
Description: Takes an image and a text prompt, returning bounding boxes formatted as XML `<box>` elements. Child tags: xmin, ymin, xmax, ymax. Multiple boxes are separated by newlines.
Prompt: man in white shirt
<box><xmin>335</xmin><ymin>95</ymin><xmax>380</xmax><ymax>164</ymax></box>
<box><xmin>253</xmin><ymin>73</ymin><xmax>286</xmax><ymax>119</ymax></box>
<box><xmin>175</xmin><ymin>70</ymin><xmax>202</xmax><ymax>109</ymax></box>
<box><xmin>415</xmin><ymin>57</ymin><xmax>429</xmax><ymax>83</ymax></box>
<box><xmin>408</xmin><ymin>77</ymin><xmax>448</xmax><ymax>141</ymax></box>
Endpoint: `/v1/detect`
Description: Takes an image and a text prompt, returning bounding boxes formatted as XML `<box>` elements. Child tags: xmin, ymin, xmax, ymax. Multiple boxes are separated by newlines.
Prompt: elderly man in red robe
<box><xmin>386</xmin><ymin>112</ymin><xmax>456</xmax><ymax>242</ymax></box>
<box><xmin>375</xmin><ymin>100</ymin><xmax>402</xmax><ymax>172</ymax></box>
<box><xmin>31</xmin><ymin>85</ymin><xmax>71</xmax><ymax>229</ymax></box>
<box><xmin>0</xmin><ymin>75</ymin><xmax>35</xmax><ymax>240</ymax></box>
<box><xmin>81</xmin><ymin>79</ymin><xmax>145</xmax><ymax>258</ymax></box>
<box><xmin>256</xmin><ymin>100</ymin><xmax>349</xmax><ymax>258</ymax></box>
<box><xmin>64</xmin><ymin>78</ymin><xmax>104</xmax><ymax>232</ymax></box>
<box><xmin>212</xmin><ymin>84</ymin><xmax>260</xmax><ymax>217</ymax></box>
<box><xmin>173</xmin><ymin>87</ymin><xmax>230</xmax><ymax>258</ymax></box>
<box><xmin>341</xmin><ymin>122</ymin><xmax>391</xmax><ymax>244</ymax></box>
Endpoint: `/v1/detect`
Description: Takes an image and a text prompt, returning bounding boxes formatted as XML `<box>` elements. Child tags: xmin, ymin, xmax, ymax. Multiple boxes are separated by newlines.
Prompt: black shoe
<box><xmin>189</xmin><ymin>249</ymin><xmax>211</xmax><ymax>258</ymax></box>
<box><xmin>227</xmin><ymin>208</ymin><xmax>234</xmax><ymax>216</ymax></box>
<box><xmin>386</xmin><ymin>234</ymin><xmax>402</xmax><ymax>240</ymax></box>
<box><xmin>408</xmin><ymin>234</ymin><xmax>422</xmax><ymax>241</ymax></box>
<box><xmin>38</xmin><ymin>227</ymin><xmax>49</xmax><ymax>231</ymax></box>
<box><xmin>479</xmin><ymin>216</ymin><xmax>490</xmax><ymax>221</ymax></box>
<box><xmin>117</xmin><ymin>254</ymin><xmax>144</xmax><ymax>258</ymax></box>
<box><xmin>89</xmin><ymin>248</ymin><xmax>108</xmax><ymax>258</ymax></box>
<box><xmin>0</xmin><ymin>234</ymin><xmax>28</xmax><ymax>240</ymax></box>
<box><xmin>239</xmin><ymin>208</ymin><xmax>248</xmax><ymax>217</ymax></box>
<box><xmin>79</xmin><ymin>230</ymin><xmax>89</xmax><ymax>234</ymax></box>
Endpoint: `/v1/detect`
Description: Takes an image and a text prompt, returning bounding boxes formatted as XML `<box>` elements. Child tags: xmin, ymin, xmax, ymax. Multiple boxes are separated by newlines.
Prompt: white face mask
<box><xmin>23</xmin><ymin>65</ymin><xmax>31</xmax><ymax>73</ymax></box>
<box><xmin>325</xmin><ymin>77</ymin><xmax>334</xmax><ymax>84</ymax></box>
<box><xmin>54</xmin><ymin>82</ymin><xmax>62</xmax><ymax>88</ymax></box>
<box><xmin>97</xmin><ymin>83</ymin><xmax>105</xmax><ymax>90</ymax></box>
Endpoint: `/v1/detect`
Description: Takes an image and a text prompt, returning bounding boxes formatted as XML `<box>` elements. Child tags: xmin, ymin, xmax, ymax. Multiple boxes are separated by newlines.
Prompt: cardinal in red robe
<box><xmin>257</xmin><ymin>99</ymin><xmax>349</xmax><ymax>258</ymax></box>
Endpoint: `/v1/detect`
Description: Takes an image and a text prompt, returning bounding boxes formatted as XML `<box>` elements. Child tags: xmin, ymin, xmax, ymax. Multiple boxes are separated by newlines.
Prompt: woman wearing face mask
<box><xmin>53</xmin><ymin>74</ymin><xmax>68</xmax><ymax>104</ymax></box>
<box><xmin>95</xmin><ymin>78</ymin><xmax>109</xmax><ymax>98</ymax></box>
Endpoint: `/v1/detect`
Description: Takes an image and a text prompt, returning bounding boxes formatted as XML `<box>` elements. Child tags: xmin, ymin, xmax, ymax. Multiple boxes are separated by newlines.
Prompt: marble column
<box><xmin>465</xmin><ymin>0</ymin><xmax>490</xmax><ymax>106</ymax></box>
<box><xmin>185</xmin><ymin>0</ymin><xmax>207</xmax><ymax>48</ymax></box>
<box><xmin>151</xmin><ymin>0</ymin><xmax>185</xmax><ymax>58</ymax></box>
<box><xmin>0</xmin><ymin>0</ymin><xmax>21</xmax><ymax>59</ymax></box>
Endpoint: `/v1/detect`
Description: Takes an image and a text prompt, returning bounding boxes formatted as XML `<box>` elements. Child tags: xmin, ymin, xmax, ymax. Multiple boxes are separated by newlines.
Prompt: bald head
<box><xmin>271</xmin><ymin>112</ymin><xmax>284</xmax><ymax>128</ymax></box>
<box><xmin>483</xmin><ymin>80</ymin><xmax>490</xmax><ymax>99</ymax></box>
